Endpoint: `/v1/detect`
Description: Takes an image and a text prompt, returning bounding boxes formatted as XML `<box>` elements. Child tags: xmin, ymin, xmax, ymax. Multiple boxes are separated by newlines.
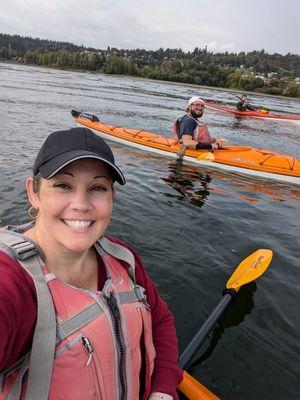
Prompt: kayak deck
<box><xmin>71</xmin><ymin>110</ymin><xmax>300</xmax><ymax>186</ymax></box>
<box><xmin>205</xmin><ymin>101</ymin><xmax>300</xmax><ymax>124</ymax></box>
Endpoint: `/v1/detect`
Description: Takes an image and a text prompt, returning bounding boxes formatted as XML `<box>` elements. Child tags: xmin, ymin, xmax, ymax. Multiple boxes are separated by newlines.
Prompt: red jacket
<box><xmin>0</xmin><ymin>236</ymin><xmax>182</xmax><ymax>399</ymax></box>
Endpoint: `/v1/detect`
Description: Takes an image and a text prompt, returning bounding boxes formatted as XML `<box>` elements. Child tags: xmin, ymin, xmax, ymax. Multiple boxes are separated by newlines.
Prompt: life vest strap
<box><xmin>56</xmin><ymin>289</ymin><xmax>148</xmax><ymax>342</ymax></box>
<box><xmin>56</xmin><ymin>302</ymin><xmax>105</xmax><ymax>342</ymax></box>
<box><xmin>3</xmin><ymin>353</ymin><xmax>30</xmax><ymax>400</ymax></box>
<box><xmin>0</xmin><ymin>231</ymin><xmax>57</xmax><ymax>400</ymax></box>
<box><xmin>0</xmin><ymin>352</ymin><xmax>29</xmax><ymax>386</ymax></box>
<box><xmin>97</xmin><ymin>237</ymin><xmax>136</xmax><ymax>283</ymax></box>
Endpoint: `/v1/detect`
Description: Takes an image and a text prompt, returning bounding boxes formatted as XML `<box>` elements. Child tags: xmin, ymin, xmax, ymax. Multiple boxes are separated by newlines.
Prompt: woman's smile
<box><xmin>62</xmin><ymin>219</ymin><xmax>94</xmax><ymax>232</ymax></box>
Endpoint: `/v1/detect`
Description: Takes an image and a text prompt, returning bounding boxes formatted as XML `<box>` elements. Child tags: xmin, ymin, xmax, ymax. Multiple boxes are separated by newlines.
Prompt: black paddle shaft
<box><xmin>179</xmin><ymin>293</ymin><xmax>232</xmax><ymax>370</ymax></box>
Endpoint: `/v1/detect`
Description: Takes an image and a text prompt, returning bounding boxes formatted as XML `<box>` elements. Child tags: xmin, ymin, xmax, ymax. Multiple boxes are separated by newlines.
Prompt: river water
<box><xmin>0</xmin><ymin>62</ymin><xmax>300</xmax><ymax>400</ymax></box>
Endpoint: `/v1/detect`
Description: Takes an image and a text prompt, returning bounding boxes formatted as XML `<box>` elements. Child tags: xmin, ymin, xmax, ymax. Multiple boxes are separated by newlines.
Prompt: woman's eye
<box><xmin>91</xmin><ymin>185</ymin><xmax>107</xmax><ymax>192</ymax></box>
<box><xmin>54</xmin><ymin>183</ymin><xmax>71</xmax><ymax>189</ymax></box>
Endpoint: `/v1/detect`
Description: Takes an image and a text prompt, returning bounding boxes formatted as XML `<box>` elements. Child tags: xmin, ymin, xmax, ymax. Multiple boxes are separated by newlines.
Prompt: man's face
<box><xmin>190</xmin><ymin>102</ymin><xmax>205</xmax><ymax>118</ymax></box>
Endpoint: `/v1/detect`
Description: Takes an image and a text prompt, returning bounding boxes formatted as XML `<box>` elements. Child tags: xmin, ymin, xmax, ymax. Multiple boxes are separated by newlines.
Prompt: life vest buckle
<box><xmin>134</xmin><ymin>285</ymin><xmax>150</xmax><ymax>308</ymax></box>
<box><xmin>11</xmin><ymin>241</ymin><xmax>38</xmax><ymax>260</ymax></box>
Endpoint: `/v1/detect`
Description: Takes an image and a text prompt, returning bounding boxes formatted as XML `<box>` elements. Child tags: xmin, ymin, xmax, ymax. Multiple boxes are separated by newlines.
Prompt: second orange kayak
<box><xmin>71</xmin><ymin>110</ymin><xmax>300</xmax><ymax>186</ymax></box>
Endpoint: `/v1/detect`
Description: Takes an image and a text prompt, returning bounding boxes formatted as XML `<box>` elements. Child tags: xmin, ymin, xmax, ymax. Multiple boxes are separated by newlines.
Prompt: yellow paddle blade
<box><xmin>197</xmin><ymin>152</ymin><xmax>215</xmax><ymax>161</ymax></box>
<box><xmin>226</xmin><ymin>249</ymin><xmax>273</xmax><ymax>291</ymax></box>
<box><xmin>178</xmin><ymin>371</ymin><xmax>220</xmax><ymax>400</ymax></box>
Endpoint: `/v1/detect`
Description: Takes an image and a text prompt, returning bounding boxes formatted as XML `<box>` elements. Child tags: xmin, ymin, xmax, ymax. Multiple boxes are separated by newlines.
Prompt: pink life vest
<box><xmin>173</xmin><ymin>114</ymin><xmax>211</xmax><ymax>144</ymax></box>
<box><xmin>0</xmin><ymin>228</ymin><xmax>155</xmax><ymax>400</ymax></box>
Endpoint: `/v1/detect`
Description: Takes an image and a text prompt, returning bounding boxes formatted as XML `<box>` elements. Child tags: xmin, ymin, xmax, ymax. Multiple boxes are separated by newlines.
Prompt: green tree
<box><xmin>0</xmin><ymin>47</ymin><xmax>9</xmax><ymax>59</ymax></box>
<box><xmin>283</xmin><ymin>83</ymin><xmax>300</xmax><ymax>97</ymax></box>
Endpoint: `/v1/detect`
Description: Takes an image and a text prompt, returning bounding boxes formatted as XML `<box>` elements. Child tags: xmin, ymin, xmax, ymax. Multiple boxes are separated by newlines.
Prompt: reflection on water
<box><xmin>231</xmin><ymin>118</ymin><xmax>266</xmax><ymax>133</ymax></box>
<box><xmin>161</xmin><ymin>159</ymin><xmax>300</xmax><ymax>206</ymax></box>
<box><xmin>161</xmin><ymin>159</ymin><xmax>211</xmax><ymax>208</ymax></box>
<box><xmin>188</xmin><ymin>283</ymin><xmax>257</xmax><ymax>371</ymax></box>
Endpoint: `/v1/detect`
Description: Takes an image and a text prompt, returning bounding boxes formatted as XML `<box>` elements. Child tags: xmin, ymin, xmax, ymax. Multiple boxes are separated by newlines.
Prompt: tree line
<box><xmin>1</xmin><ymin>33</ymin><xmax>300</xmax><ymax>97</ymax></box>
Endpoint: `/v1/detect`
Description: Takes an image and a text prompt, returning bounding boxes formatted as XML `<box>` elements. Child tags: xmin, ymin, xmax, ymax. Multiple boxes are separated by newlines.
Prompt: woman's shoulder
<box><xmin>0</xmin><ymin>249</ymin><xmax>25</xmax><ymax>272</ymax></box>
<box><xmin>0</xmin><ymin>250</ymin><xmax>36</xmax><ymax>293</ymax></box>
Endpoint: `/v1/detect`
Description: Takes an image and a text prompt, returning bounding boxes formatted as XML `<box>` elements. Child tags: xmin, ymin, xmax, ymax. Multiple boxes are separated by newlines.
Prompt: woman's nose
<box><xmin>70</xmin><ymin>190</ymin><xmax>92</xmax><ymax>211</ymax></box>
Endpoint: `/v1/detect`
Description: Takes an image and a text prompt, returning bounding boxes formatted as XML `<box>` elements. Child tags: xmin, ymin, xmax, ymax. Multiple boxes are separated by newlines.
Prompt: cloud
<box><xmin>0</xmin><ymin>0</ymin><xmax>299</xmax><ymax>54</ymax></box>
<box><xmin>207</xmin><ymin>41</ymin><xmax>237</xmax><ymax>53</ymax></box>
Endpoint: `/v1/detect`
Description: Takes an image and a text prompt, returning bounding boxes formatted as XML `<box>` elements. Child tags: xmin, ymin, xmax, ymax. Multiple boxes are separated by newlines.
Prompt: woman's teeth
<box><xmin>64</xmin><ymin>220</ymin><xmax>92</xmax><ymax>230</ymax></box>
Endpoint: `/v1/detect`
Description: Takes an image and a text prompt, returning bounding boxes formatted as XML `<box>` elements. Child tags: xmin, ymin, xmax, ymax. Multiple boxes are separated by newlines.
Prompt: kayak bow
<box><xmin>71</xmin><ymin>110</ymin><xmax>300</xmax><ymax>186</ymax></box>
<box><xmin>179</xmin><ymin>371</ymin><xmax>220</xmax><ymax>400</ymax></box>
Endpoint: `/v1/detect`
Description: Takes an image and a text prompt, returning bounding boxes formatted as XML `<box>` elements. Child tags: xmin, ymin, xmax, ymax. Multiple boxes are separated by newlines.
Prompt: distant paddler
<box><xmin>236</xmin><ymin>94</ymin><xmax>268</xmax><ymax>114</ymax></box>
<box><xmin>173</xmin><ymin>97</ymin><xmax>228</xmax><ymax>157</ymax></box>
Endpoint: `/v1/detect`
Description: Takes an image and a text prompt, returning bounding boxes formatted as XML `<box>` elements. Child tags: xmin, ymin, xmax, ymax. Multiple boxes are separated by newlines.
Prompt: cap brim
<box><xmin>39</xmin><ymin>150</ymin><xmax>126</xmax><ymax>185</ymax></box>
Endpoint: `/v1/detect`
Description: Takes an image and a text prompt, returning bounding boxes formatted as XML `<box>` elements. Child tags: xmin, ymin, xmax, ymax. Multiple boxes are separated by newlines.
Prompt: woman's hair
<box><xmin>32</xmin><ymin>173</ymin><xmax>42</xmax><ymax>194</ymax></box>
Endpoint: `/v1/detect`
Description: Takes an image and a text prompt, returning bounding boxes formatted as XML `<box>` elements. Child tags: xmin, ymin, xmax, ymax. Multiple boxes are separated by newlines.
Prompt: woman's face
<box><xmin>27</xmin><ymin>158</ymin><xmax>115</xmax><ymax>254</ymax></box>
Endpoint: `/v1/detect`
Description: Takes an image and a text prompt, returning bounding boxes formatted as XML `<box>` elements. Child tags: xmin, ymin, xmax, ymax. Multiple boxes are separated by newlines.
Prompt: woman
<box><xmin>0</xmin><ymin>127</ymin><xmax>182</xmax><ymax>399</ymax></box>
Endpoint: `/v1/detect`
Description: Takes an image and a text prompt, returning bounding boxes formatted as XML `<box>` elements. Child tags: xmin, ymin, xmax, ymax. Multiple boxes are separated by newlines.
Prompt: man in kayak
<box><xmin>236</xmin><ymin>95</ymin><xmax>257</xmax><ymax>111</ymax></box>
<box><xmin>173</xmin><ymin>96</ymin><xmax>227</xmax><ymax>156</ymax></box>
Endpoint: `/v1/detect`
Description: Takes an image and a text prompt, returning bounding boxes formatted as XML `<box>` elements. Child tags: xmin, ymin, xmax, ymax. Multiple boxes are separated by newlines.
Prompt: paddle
<box><xmin>197</xmin><ymin>152</ymin><xmax>215</xmax><ymax>161</ymax></box>
<box><xmin>179</xmin><ymin>248</ymin><xmax>272</xmax><ymax>380</ymax></box>
<box><xmin>177</xmin><ymin>143</ymin><xmax>187</xmax><ymax>159</ymax></box>
<box><xmin>178</xmin><ymin>249</ymin><xmax>273</xmax><ymax>399</ymax></box>
<box><xmin>179</xmin><ymin>146</ymin><xmax>216</xmax><ymax>160</ymax></box>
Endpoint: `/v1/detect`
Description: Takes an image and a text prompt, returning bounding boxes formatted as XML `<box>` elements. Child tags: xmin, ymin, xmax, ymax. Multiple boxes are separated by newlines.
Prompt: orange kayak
<box><xmin>205</xmin><ymin>101</ymin><xmax>300</xmax><ymax>124</ymax></box>
<box><xmin>71</xmin><ymin>110</ymin><xmax>300</xmax><ymax>186</ymax></box>
<box><xmin>178</xmin><ymin>371</ymin><xmax>220</xmax><ymax>400</ymax></box>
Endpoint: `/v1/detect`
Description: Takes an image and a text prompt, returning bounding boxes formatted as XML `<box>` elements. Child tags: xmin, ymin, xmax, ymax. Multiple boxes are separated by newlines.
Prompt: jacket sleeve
<box><xmin>108</xmin><ymin>237</ymin><xmax>183</xmax><ymax>399</ymax></box>
<box><xmin>0</xmin><ymin>251</ymin><xmax>37</xmax><ymax>370</ymax></box>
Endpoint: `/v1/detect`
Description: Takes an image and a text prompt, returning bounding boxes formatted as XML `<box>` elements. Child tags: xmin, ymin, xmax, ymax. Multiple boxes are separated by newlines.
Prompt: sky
<box><xmin>0</xmin><ymin>0</ymin><xmax>299</xmax><ymax>55</ymax></box>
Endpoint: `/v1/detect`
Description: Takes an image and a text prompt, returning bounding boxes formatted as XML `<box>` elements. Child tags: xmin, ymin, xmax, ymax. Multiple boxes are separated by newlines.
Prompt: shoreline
<box><xmin>2</xmin><ymin>60</ymin><xmax>300</xmax><ymax>102</ymax></box>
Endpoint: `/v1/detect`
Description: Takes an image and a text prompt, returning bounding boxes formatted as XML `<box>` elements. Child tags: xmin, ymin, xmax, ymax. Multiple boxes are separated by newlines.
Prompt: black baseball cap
<box><xmin>33</xmin><ymin>127</ymin><xmax>126</xmax><ymax>185</ymax></box>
